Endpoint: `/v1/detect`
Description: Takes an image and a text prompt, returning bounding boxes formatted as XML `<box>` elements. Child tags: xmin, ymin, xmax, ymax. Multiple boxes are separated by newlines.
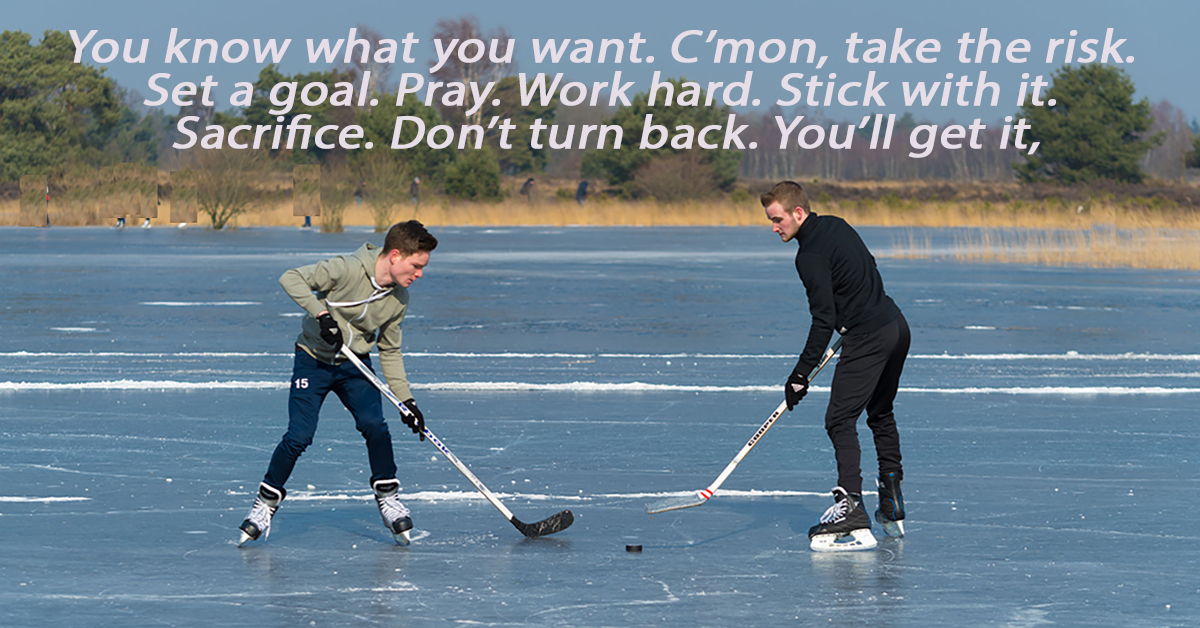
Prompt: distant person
<box><xmin>760</xmin><ymin>180</ymin><xmax>909</xmax><ymax>552</ymax></box>
<box><xmin>575</xmin><ymin>180</ymin><xmax>588</xmax><ymax>206</ymax></box>
<box><xmin>238</xmin><ymin>221</ymin><xmax>439</xmax><ymax>547</ymax></box>
<box><xmin>519</xmin><ymin>178</ymin><xmax>535</xmax><ymax>203</ymax></box>
<box><xmin>141</xmin><ymin>218</ymin><xmax>152</xmax><ymax>229</ymax></box>
<box><xmin>410</xmin><ymin>177</ymin><xmax>421</xmax><ymax>207</ymax></box>
<box><xmin>116</xmin><ymin>216</ymin><xmax>126</xmax><ymax>229</ymax></box>
<box><xmin>303</xmin><ymin>215</ymin><xmax>312</xmax><ymax>228</ymax></box>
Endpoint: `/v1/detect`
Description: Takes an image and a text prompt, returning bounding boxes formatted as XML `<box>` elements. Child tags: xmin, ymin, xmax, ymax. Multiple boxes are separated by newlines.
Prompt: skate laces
<box><xmin>376</xmin><ymin>492</ymin><xmax>410</xmax><ymax>522</ymax></box>
<box><xmin>246</xmin><ymin>498</ymin><xmax>274</xmax><ymax>537</ymax></box>
<box><xmin>819</xmin><ymin>498</ymin><xmax>850</xmax><ymax>524</ymax></box>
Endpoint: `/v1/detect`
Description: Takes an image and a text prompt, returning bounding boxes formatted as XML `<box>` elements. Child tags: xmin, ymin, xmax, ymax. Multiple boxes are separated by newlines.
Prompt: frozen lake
<box><xmin>1</xmin><ymin>225</ymin><xmax>1197</xmax><ymax>627</ymax></box>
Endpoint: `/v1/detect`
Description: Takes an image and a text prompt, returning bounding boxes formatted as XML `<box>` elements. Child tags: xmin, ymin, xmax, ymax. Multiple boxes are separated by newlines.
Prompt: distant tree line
<box><xmin>2</xmin><ymin>23</ymin><xmax>1195</xmax><ymax>217</ymax></box>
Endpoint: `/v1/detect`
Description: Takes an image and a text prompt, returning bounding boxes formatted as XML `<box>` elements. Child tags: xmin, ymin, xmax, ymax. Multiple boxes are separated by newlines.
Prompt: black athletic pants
<box><xmin>823</xmin><ymin>312</ymin><xmax>909</xmax><ymax>495</ymax></box>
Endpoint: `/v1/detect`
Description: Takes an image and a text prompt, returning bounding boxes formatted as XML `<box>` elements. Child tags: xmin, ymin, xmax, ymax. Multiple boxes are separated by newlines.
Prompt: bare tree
<box><xmin>1141</xmin><ymin>100</ymin><xmax>1192</xmax><ymax>182</ymax></box>
<box><xmin>343</xmin><ymin>23</ymin><xmax>394</xmax><ymax>98</ymax></box>
<box><xmin>353</xmin><ymin>152</ymin><xmax>411</xmax><ymax>232</ymax></box>
<box><xmin>319</xmin><ymin>165</ymin><xmax>356</xmax><ymax>233</ymax></box>
<box><xmin>430</xmin><ymin>15</ymin><xmax>513</xmax><ymax>125</ymax></box>
<box><xmin>189</xmin><ymin>149</ymin><xmax>269</xmax><ymax>230</ymax></box>
<box><xmin>630</xmin><ymin>152</ymin><xmax>719</xmax><ymax>201</ymax></box>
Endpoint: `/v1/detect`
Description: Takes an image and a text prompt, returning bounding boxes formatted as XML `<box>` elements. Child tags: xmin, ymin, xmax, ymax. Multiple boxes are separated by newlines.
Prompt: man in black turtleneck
<box><xmin>761</xmin><ymin>180</ymin><xmax>909</xmax><ymax>551</ymax></box>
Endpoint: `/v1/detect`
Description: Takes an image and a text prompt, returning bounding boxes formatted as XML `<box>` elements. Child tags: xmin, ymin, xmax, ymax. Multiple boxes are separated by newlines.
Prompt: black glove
<box><xmin>317</xmin><ymin>313</ymin><xmax>342</xmax><ymax>350</ymax></box>
<box><xmin>784</xmin><ymin>371</ymin><xmax>809</xmax><ymax>411</ymax></box>
<box><xmin>401</xmin><ymin>398</ymin><xmax>426</xmax><ymax>441</ymax></box>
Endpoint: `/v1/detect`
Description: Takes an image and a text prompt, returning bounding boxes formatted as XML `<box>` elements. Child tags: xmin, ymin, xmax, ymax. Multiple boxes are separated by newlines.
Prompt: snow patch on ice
<box><xmin>287</xmin><ymin>490</ymin><xmax>586</xmax><ymax>503</ymax></box>
<box><xmin>912</xmin><ymin>352</ymin><xmax>1200</xmax><ymax>361</ymax></box>
<box><xmin>140</xmin><ymin>301</ymin><xmax>261</xmax><ymax>306</ymax></box>
<box><xmin>901</xmin><ymin>386</ymin><xmax>1200</xmax><ymax>395</ymax></box>
<box><xmin>0</xmin><ymin>380</ymin><xmax>287</xmax><ymax>391</ymax></box>
<box><xmin>285</xmin><ymin>489</ymin><xmax>839</xmax><ymax>504</ymax></box>
<box><xmin>0</xmin><ymin>351</ymin><xmax>282</xmax><ymax>358</ymax></box>
<box><xmin>0</xmin><ymin>496</ymin><xmax>91</xmax><ymax>503</ymax></box>
<box><xmin>419</xmin><ymin>381</ymin><xmax>780</xmax><ymax>393</ymax></box>
<box><xmin>5</xmin><ymin>379</ymin><xmax>1199</xmax><ymax>395</ymax></box>
<box><xmin>9</xmin><ymin>350</ymin><xmax>1200</xmax><ymax>362</ymax></box>
<box><xmin>612</xmin><ymin>489</ymin><xmax>835</xmax><ymax>500</ymax></box>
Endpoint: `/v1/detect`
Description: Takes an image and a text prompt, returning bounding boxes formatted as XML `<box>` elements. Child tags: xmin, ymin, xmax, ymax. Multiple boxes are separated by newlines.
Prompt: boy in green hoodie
<box><xmin>238</xmin><ymin>221</ymin><xmax>438</xmax><ymax>546</ymax></box>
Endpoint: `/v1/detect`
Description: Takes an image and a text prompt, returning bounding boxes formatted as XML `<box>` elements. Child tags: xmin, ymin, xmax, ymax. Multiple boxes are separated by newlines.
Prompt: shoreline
<box><xmin>3</xmin><ymin>208</ymin><xmax>1199</xmax><ymax>272</ymax></box>
<box><xmin>5</xmin><ymin>175</ymin><xmax>1200</xmax><ymax>271</ymax></box>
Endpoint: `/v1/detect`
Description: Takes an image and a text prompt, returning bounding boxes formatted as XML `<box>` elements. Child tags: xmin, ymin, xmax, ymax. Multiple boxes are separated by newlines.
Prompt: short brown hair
<box><xmin>760</xmin><ymin>180</ymin><xmax>810</xmax><ymax>214</ymax></box>
<box><xmin>383</xmin><ymin>220</ymin><xmax>438</xmax><ymax>257</ymax></box>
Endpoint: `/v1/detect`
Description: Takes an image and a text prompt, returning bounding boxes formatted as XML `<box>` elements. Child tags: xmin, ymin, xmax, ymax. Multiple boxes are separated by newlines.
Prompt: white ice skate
<box><xmin>808</xmin><ymin>487</ymin><xmax>878</xmax><ymax>553</ymax></box>
<box><xmin>373</xmin><ymin>479</ymin><xmax>414</xmax><ymax>546</ymax></box>
<box><xmin>238</xmin><ymin>482</ymin><xmax>285</xmax><ymax>546</ymax></box>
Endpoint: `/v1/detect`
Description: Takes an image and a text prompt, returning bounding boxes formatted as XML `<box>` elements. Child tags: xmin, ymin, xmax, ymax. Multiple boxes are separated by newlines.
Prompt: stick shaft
<box><xmin>338</xmin><ymin>346</ymin><xmax>517</xmax><ymax>521</ymax></box>
<box><xmin>703</xmin><ymin>337</ymin><xmax>844</xmax><ymax>496</ymax></box>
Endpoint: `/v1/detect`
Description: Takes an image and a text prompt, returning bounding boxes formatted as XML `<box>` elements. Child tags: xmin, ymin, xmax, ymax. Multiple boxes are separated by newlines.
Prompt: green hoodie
<box><xmin>280</xmin><ymin>242</ymin><xmax>413</xmax><ymax>401</ymax></box>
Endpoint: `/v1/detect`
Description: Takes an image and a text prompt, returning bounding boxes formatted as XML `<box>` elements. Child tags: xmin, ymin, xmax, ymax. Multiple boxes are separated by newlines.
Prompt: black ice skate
<box><xmin>874</xmin><ymin>472</ymin><xmax>905</xmax><ymax>538</ymax></box>
<box><xmin>372</xmin><ymin>479</ymin><xmax>414</xmax><ymax>546</ymax></box>
<box><xmin>238</xmin><ymin>482</ymin><xmax>285</xmax><ymax>546</ymax></box>
<box><xmin>808</xmin><ymin>487</ymin><xmax>877</xmax><ymax>552</ymax></box>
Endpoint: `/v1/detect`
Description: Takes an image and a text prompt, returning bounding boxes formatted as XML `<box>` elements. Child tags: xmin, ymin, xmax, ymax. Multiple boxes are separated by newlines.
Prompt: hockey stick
<box><xmin>339</xmin><ymin>345</ymin><xmax>574</xmax><ymax>538</ymax></box>
<box><xmin>645</xmin><ymin>336</ymin><xmax>844</xmax><ymax>515</ymax></box>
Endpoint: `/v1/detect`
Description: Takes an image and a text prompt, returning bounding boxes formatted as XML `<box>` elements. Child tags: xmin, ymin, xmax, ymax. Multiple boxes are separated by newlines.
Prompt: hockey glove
<box><xmin>784</xmin><ymin>372</ymin><xmax>809</xmax><ymax>411</ymax></box>
<box><xmin>401</xmin><ymin>398</ymin><xmax>426</xmax><ymax>441</ymax></box>
<box><xmin>317</xmin><ymin>313</ymin><xmax>343</xmax><ymax>350</ymax></box>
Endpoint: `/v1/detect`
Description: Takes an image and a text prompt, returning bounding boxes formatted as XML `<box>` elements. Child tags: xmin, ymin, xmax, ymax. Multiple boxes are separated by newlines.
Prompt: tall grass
<box><xmin>943</xmin><ymin>227</ymin><xmax>1200</xmax><ymax>270</ymax></box>
<box><xmin>4</xmin><ymin>176</ymin><xmax>1200</xmax><ymax>270</ymax></box>
<box><xmin>856</xmin><ymin>198</ymin><xmax>1200</xmax><ymax>270</ymax></box>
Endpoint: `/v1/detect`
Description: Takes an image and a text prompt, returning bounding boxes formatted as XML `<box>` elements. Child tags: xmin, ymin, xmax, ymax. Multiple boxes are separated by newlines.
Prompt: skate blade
<box><xmin>392</xmin><ymin>529</ymin><xmax>412</xmax><ymax>546</ymax></box>
<box><xmin>810</xmin><ymin>528</ymin><xmax>878</xmax><ymax>552</ymax></box>
<box><xmin>879</xmin><ymin>519</ymin><xmax>905</xmax><ymax>538</ymax></box>
<box><xmin>237</xmin><ymin>531</ymin><xmax>254</xmax><ymax>547</ymax></box>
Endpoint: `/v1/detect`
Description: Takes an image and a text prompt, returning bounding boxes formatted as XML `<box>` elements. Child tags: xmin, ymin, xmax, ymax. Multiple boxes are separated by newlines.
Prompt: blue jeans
<box><xmin>263</xmin><ymin>350</ymin><xmax>397</xmax><ymax>489</ymax></box>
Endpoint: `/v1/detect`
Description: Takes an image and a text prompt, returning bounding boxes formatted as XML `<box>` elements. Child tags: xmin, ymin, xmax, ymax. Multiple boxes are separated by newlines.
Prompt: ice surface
<box><xmin>1</xmin><ymin>226</ymin><xmax>1197</xmax><ymax>626</ymax></box>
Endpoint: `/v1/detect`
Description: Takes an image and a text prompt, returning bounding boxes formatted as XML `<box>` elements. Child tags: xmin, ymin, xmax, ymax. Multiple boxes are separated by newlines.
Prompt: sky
<box><xmin>7</xmin><ymin>0</ymin><xmax>1199</xmax><ymax>126</ymax></box>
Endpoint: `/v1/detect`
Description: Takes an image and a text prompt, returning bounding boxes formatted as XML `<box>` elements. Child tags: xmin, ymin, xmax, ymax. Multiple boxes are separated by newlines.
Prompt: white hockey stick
<box><xmin>339</xmin><ymin>345</ymin><xmax>573</xmax><ymax>537</ymax></box>
<box><xmin>646</xmin><ymin>336</ymin><xmax>844</xmax><ymax>515</ymax></box>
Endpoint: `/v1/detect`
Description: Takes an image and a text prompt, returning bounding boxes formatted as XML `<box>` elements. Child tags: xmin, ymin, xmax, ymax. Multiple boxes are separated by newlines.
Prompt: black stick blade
<box><xmin>512</xmin><ymin>510</ymin><xmax>574</xmax><ymax>538</ymax></box>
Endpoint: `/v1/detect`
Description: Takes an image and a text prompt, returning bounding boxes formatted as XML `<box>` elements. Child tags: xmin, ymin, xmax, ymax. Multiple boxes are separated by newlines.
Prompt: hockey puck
<box><xmin>625</xmin><ymin>544</ymin><xmax>642</xmax><ymax>552</ymax></box>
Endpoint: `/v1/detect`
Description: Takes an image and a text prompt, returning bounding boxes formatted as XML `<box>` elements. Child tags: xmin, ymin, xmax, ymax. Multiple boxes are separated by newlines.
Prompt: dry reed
<box><xmin>853</xmin><ymin>198</ymin><xmax>1200</xmax><ymax>270</ymax></box>
<box><xmin>939</xmin><ymin>227</ymin><xmax>1200</xmax><ymax>270</ymax></box>
<box><xmin>5</xmin><ymin>185</ymin><xmax>1200</xmax><ymax>270</ymax></box>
